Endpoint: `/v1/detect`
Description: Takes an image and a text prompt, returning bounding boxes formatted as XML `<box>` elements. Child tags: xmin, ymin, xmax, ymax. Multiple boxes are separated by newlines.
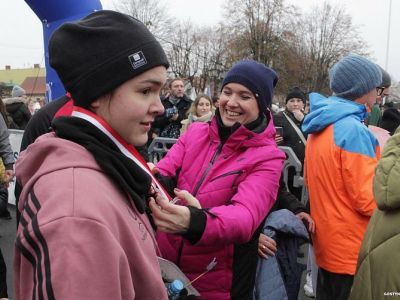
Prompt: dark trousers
<box><xmin>0</xmin><ymin>184</ymin><xmax>9</xmax><ymax>216</ymax></box>
<box><xmin>316</xmin><ymin>267</ymin><xmax>353</xmax><ymax>300</ymax></box>
<box><xmin>0</xmin><ymin>248</ymin><xmax>8</xmax><ymax>298</ymax></box>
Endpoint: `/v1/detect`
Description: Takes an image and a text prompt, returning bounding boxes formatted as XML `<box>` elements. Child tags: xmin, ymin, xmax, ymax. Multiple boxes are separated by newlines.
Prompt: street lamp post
<box><xmin>385</xmin><ymin>0</ymin><xmax>392</xmax><ymax>70</ymax></box>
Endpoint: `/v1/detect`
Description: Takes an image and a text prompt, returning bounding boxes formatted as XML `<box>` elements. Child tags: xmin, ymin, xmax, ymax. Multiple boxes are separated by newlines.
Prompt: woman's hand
<box><xmin>173</xmin><ymin>189</ymin><xmax>202</xmax><ymax>209</ymax></box>
<box><xmin>147</xmin><ymin>162</ymin><xmax>159</xmax><ymax>175</ymax></box>
<box><xmin>292</xmin><ymin>110</ymin><xmax>305</xmax><ymax>122</ymax></box>
<box><xmin>149</xmin><ymin>189</ymin><xmax>201</xmax><ymax>233</ymax></box>
<box><xmin>275</xmin><ymin>134</ymin><xmax>284</xmax><ymax>144</ymax></box>
<box><xmin>296</xmin><ymin>212</ymin><xmax>315</xmax><ymax>234</ymax></box>
<box><xmin>3</xmin><ymin>170</ymin><xmax>14</xmax><ymax>187</ymax></box>
<box><xmin>258</xmin><ymin>233</ymin><xmax>277</xmax><ymax>259</ymax></box>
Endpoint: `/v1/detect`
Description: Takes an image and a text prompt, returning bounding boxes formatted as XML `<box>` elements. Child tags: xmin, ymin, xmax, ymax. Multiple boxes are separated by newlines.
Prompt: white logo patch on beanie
<box><xmin>129</xmin><ymin>51</ymin><xmax>147</xmax><ymax>69</ymax></box>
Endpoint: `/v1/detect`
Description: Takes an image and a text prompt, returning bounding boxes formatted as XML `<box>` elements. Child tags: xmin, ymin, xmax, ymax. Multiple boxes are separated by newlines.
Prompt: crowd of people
<box><xmin>0</xmin><ymin>9</ymin><xmax>398</xmax><ymax>300</ymax></box>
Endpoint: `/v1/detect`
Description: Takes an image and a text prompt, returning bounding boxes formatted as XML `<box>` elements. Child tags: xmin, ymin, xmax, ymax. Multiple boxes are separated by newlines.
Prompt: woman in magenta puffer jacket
<box><xmin>149</xmin><ymin>60</ymin><xmax>285</xmax><ymax>300</ymax></box>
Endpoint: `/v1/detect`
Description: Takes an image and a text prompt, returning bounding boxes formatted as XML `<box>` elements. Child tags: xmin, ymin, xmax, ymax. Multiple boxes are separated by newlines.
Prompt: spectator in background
<box><xmin>180</xmin><ymin>94</ymin><xmax>214</xmax><ymax>134</ymax></box>
<box><xmin>273</xmin><ymin>87</ymin><xmax>307</xmax><ymax>200</ymax></box>
<box><xmin>27</xmin><ymin>98</ymin><xmax>42</xmax><ymax>115</ymax></box>
<box><xmin>211</xmin><ymin>95</ymin><xmax>219</xmax><ymax>108</ymax></box>
<box><xmin>2</xmin><ymin>85</ymin><xmax>31</xmax><ymax>129</ymax></box>
<box><xmin>14</xmin><ymin>10</ymin><xmax>170</xmax><ymax>299</ymax></box>
<box><xmin>152</xmin><ymin>78</ymin><xmax>192</xmax><ymax>139</ymax></box>
<box><xmin>302</xmin><ymin>55</ymin><xmax>382</xmax><ymax>300</ymax></box>
<box><xmin>380</xmin><ymin>107</ymin><xmax>400</xmax><ymax>136</ymax></box>
<box><xmin>382</xmin><ymin>100</ymin><xmax>394</xmax><ymax>112</ymax></box>
<box><xmin>349</xmin><ymin>128</ymin><xmax>400</xmax><ymax>300</ymax></box>
<box><xmin>367</xmin><ymin>67</ymin><xmax>391</xmax><ymax>126</ymax></box>
<box><xmin>150</xmin><ymin>60</ymin><xmax>285</xmax><ymax>299</ymax></box>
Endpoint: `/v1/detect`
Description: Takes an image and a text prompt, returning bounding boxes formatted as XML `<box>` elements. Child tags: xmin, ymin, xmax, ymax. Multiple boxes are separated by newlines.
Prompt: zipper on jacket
<box><xmin>209</xmin><ymin>170</ymin><xmax>244</xmax><ymax>183</ymax></box>
<box><xmin>192</xmin><ymin>142</ymin><xmax>223</xmax><ymax>197</ymax></box>
<box><xmin>176</xmin><ymin>239</ymin><xmax>185</xmax><ymax>268</ymax></box>
<box><xmin>177</xmin><ymin>142</ymin><xmax>223</xmax><ymax>267</ymax></box>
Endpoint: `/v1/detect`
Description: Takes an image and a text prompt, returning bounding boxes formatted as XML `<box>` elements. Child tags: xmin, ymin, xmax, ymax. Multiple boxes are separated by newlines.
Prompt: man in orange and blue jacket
<box><xmin>301</xmin><ymin>54</ymin><xmax>382</xmax><ymax>300</ymax></box>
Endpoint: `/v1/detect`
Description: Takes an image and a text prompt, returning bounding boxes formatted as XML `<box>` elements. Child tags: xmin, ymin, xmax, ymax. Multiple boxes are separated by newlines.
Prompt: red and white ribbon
<box><xmin>71</xmin><ymin>106</ymin><xmax>171</xmax><ymax>201</ymax></box>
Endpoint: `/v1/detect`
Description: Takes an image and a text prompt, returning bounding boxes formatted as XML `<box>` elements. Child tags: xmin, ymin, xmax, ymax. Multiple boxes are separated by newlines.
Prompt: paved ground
<box><xmin>0</xmin><ymin>205</ymin><xmax>314</xmax><ymax>299</ymax></box>
<box><xmin>0</xmin><ymin>205</ymin><xmax>16</xmax><ymax>299</ymax></box>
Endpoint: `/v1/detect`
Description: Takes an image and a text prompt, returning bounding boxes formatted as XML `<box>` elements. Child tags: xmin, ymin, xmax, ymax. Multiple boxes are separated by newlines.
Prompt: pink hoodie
<box><xmin>15</xmin><ymin>132</ymin><xmax>167</xmax><ymax>300</ymax></box>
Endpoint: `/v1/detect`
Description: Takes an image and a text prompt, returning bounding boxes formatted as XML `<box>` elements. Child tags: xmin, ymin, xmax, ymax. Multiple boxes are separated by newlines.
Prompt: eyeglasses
<box><xmin>376</xmin><ymin>87</ymin><xmax>385</xmax><ymax>96</ymax></box>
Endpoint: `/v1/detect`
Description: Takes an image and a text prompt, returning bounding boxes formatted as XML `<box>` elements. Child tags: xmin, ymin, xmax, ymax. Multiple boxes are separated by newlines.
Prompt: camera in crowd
<box><xmin>165</xmin><ymin>106</ymin><xmax>178</xmax><ymax>118</ymax></box>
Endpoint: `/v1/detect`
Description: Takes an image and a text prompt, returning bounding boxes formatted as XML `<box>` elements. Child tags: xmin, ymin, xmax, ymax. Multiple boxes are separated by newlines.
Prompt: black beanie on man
<box><xmin>49</xmin><ymin>10</ymin><xmax>169</xmax><ymax>108</ymax></box>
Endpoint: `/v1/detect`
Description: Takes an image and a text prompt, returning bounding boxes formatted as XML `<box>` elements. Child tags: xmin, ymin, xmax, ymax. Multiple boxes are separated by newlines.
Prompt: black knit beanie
<box><xmin>221</xmin><ymin>60</ymin><xmax>278</xmax><ymax>113</ymax></box>
<box><xmin>285</xmin><ymin>87</ymin><xmax>306</xmax><ymax>103</ymax></box>
<box><xmin>381</xmin><ymin>108</ymin><xmax>400</xmax><ymax>135</ymax></box>
<box><xmin>49</xmin><ymin>10</ymin><xmax>169</xmax><ymax>108</ymax></box>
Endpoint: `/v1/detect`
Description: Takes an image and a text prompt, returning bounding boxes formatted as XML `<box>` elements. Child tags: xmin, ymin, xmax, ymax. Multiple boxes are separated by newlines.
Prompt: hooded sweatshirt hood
<box><xmin>302</xmin><ymin>93</ymin><xmax>378</xmax><ymax>159</ymax></box>
<box><xmin>302</xmin><ymin>93</ymin><xmax>368</xmax><ymax>134</ymax></box>
<box><xmin>16</xmin><ymin>132</ymin><xmax>101</xmax><ymax>211</ymax></box>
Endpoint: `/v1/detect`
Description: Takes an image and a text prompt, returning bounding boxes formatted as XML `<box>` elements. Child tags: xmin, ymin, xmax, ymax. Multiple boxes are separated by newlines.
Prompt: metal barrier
<box><xmin>147</xmin><ymin>137</ymin><xmax>307</xmax><ymax>204</ymax></box>
<box><xmin>278</xmin><ymin>146</ymin><xmax>303</xmax><ymax>188</ymax></box>
<box><xmin>8</xmin><ymin>129</ymin><xmax>24</xmax><ymax>205</ymax></box>
<box><xmin>147</xmin><ymin>137</ymin><xmax>178</xmax><ymax>164</ymax></box>
<box><xmin>278</xmin><ymin>146</ymin><xmax>307</xmax><ymax>205</ymax></box>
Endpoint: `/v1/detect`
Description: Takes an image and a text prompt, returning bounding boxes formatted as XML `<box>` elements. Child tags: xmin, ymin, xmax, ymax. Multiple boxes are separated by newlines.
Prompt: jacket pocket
<box><xmin>209</xmin><ymin>170</ymin><xmax>245</xmax><ymax>192</ymax></box>
<box><xmin>196</xmin><ymin>170</ymin><xmax>245</xmax><ymax>203</ymax></box>
<box><xmin>209</xmin><ymin>170</ymin><xmax>244</xmax><ymax>183</ymax></box>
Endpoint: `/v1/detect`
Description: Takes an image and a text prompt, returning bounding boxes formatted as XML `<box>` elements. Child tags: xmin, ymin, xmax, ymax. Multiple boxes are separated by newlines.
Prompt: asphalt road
<box><xmin>0</xmin><ymin>205</ymin><xmax>16</xmax><ymax>299</ymax></box>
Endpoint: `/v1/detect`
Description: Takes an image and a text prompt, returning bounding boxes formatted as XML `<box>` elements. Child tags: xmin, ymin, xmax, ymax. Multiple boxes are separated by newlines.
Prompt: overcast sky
<box><xmin>1</xmin><ymin>0</ymin><xmax>398</xmax><ymax>82</ymax></box>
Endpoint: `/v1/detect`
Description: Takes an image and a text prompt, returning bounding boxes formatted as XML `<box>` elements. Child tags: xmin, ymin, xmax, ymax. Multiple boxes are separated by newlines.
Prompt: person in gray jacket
<box><xmin>0</xmin><ymin>98</ymin><xmax>15</xmax><ymax>219</ymax></box>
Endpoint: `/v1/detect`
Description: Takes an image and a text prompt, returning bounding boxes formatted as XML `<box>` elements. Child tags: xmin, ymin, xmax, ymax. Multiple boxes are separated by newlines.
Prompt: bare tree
<box><xmin>190</xmin><ymin>26</ymin><xmax>229</xmax><ymax>94</ymax></box>
<box><xmin>114</xmin><ymin>0</ymin><xmax>175</xmax><ymax>42</ymax></box>
<box><xmin>222</xmin><ymin>0</ymin><xmax>290</xmax><ymax>67</ymax></box>
<box><xmin>115</xmin><ymin>0</ymin><xmax>369</xmax><ymax>97</ymax></box>
<box><xmin>297</xmin><ymin>2</ymin><xmax>368</xmax><ymax>93</ymax></box>
<box><xmin>166</xmin><ymin>21</ymin><xmax>199</xmax><ymax>84</ymax></box>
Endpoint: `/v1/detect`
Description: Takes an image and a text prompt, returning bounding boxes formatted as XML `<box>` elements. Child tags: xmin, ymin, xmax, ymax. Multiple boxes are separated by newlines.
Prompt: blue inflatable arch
<box><xmin>25</xmin><ymin>0</ymin><xmax>103</xmax><ymax>102</ymax></box>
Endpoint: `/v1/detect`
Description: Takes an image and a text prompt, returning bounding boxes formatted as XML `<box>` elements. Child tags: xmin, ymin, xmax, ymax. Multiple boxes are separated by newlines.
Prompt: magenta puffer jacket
<box><xmin>156</xmin><ymin>116</ymin><xmax>285</xmax><ymax>300</ymax></box>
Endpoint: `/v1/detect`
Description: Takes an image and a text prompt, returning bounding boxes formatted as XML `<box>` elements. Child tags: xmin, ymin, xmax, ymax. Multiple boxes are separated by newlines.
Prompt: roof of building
<box><xmin>21</xmin><ymin>76</ymin><xmax>46</xmax><ymax>95</ymax></box>
<box><xmin>0</xmin><ymin>66</ymin><xmax>45</xmax><ymax>86</ymax></box>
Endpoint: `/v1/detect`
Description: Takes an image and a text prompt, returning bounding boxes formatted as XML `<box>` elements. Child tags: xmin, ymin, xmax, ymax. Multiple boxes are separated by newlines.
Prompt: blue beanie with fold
<box><xmin>221</xmin><ymin>60</ymin><xmax>278</xmax><ymax>113</ymax></box>
<box><xmin>329</xmin><ymin>55</ymin><xmax>382</xmax><ymax>100</ymax></box>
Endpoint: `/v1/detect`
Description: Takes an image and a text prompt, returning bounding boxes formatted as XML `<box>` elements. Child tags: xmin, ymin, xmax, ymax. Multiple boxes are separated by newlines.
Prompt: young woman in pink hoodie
<box><xmin>15</xmin><ymin>11</ymin><xmax>171</xmax><ymax>300</ymax></box>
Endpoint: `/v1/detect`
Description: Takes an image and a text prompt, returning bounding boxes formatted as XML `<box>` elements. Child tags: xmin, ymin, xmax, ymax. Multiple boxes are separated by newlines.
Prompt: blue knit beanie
<box><xmin>329</xmin><ymin>55</ymin><xmax>382</xmax><ymax>100</ymax></box>
<box><xmin>221</xmin><ymin>60</ymin><xmax>278</xmax><ymax>113</ymax></box>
